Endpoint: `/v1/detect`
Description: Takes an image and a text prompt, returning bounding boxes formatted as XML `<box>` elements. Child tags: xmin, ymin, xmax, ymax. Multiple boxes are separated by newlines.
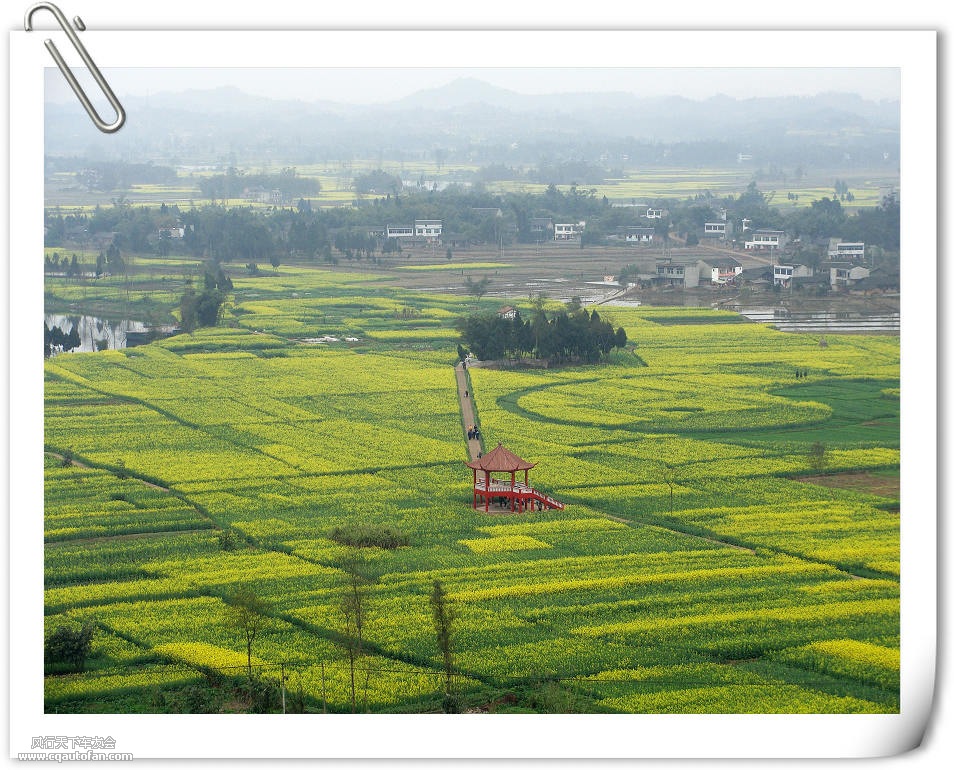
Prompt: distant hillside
<box><xmin>45</xmin><ymin>77</ymin><xmax>899</xmax><ymax>170</ymax></box>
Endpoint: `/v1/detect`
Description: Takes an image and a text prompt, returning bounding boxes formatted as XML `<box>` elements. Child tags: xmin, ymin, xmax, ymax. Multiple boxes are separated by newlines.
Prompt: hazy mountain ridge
<box><xmin>45</xmin><ymin>77</ymin><xmax>899</xmax><ymax>165</ymax></box>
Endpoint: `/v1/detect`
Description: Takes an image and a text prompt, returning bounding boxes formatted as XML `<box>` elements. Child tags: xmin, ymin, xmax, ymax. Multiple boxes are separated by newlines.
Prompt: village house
<box><xmin>615</xmin><ymin>226</ymin><xmax>656</xmax><ymax>245</ymax></box>
<box><xmin>157</xmin><ymin>226</ymin><xmax>185</xmax><ymax>240</ymax></box>
<box><xmin>698</xmin><ymin>256</ymin><xmax>743</xmax><ymax>285</ymax></box>
<box><xmin>386</xmin><ymin>225</ymin><xmax>414</xmax><ymax>239</ymax></box>
<box><xmin>244</xmin><ymin>186</ymin><xmax>283</xmax><ymax>205</ymax></box>
<box><xmin>702</xmin><ymin>221</ymin><xmax>732</xmax><ymax>240</ymax></box>
<box><xmin>655</xmin><ymin>258</ymin><xmax>700</xmax><ymax>288</ymax></box>
<box><xmin>385</xmin><ymin>220</ymin><xmax>443</xmax><ymax>242</ymax></box>
<box><xmin>739</xmin><ymin>265</ymin><xmax>773</xmax><ymax>287</ymax></box>
<box><xmin>773</xmin><ymin>263</ymin><xmax>815</xmax><ymax>287</ymax></box>
<box><xmin>829</xmin><ymin>263</ymin><xmax>871</xmax><ymax>289</ymax></box>
<box><xmin>744</xmin><ymin>229</ymin><xmax>787</xmax><ymax>251</ymax></box>
<box><xmin>497</xmin><ymin>305</ymin><xmax>518</xmax><ymax>320</ymax></box>
<box><xmin>828</xmin><ymin>239</ymin><xmax>866</xmax><ymax>261</ymax></box>
<box><xmin>554</xmin><ymin>221</ymin><xmax>585</xmax><ymax>241</ymax></box>
<box><xmin>414</xmin><ymin>219</ymin><xmax>443</xmax><ymax>240</ymax></box>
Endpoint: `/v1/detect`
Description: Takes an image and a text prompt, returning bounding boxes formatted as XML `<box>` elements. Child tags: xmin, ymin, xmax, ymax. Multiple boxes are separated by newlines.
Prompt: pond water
<box><xmin>45</xmin><ymin>314</ymin><xmax>178</xmax><ymax>353</ymax></box>
<box><xmin>735</xmin><ymin>307</ymin><xmax>899</xmax><ymax>334</ymax></box>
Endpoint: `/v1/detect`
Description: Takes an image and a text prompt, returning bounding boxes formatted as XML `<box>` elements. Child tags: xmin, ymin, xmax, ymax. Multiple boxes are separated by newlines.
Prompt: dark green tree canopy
<box><xmin>458</xmin><ymin>305</ymin><xmax>626</xmax><ymax>364</ymax></box>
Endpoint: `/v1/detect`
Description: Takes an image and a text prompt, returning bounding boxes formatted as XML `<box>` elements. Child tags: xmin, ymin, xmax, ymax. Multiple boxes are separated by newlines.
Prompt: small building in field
<box><xmin>497</xmin><ymin>306</ymin><xmax>518</xmax><ymax>320</ymax></box>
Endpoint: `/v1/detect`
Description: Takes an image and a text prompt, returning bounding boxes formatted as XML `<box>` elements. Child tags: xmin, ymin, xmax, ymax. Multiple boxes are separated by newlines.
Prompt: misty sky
<box><xmin>45</xmin><ymin>66</ymin><xmax>901</xmax><ymax>106</ymax></box>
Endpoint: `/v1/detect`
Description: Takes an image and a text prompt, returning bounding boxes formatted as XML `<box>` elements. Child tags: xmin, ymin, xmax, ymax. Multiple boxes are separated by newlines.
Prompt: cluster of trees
<box><xmin>196</xmin><ymin>167</ymin><xmax>321</xmax><ymax>202</ymax></box>
<box><xmin>44</xmin><ymin>251</ymin><xmax>82</xmax><ymax>276</ymax></box>
<box><xmin>353</xmin><ymin>169</ymin><xmax>403</xmax><ymax>195</ymax></box>
<box><xmin>44</xmin><ymin>245</ymin><xmax>126</xmax><ymax>279</ymax></box>
<box><xmin>458</xmin><ymin>305</ymin><xmax>627</xmax><ymax>364</ymax></box>
<box><xmin>474</xmin><ymin>160</ymin><xmax>615</xmax><ymax>186</ymax></box>
<box><xmin>45</xmin><ymin>157</ymin><xmax>178</xmax><ymax>192</ymax></box>
<box><xmin>179</xmin><ymin>267</ymin><xmax>232</xmax><ymax>332</ymax></box>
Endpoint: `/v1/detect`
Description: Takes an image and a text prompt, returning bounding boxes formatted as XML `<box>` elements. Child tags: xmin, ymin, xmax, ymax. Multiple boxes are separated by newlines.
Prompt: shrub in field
<box><xmin>45</xmin><ymin>623</ymin><xmax>96</xmax><ymax>672</ymax></box>
<box><xmin>164</xmin><ymin>683</ymin><xmax>224</xmax><ymax>714</ymax></box>
<box><xmin>216</xmin><ymin>529</ymin><xmax>239</xmax><ymax>551</ymax></box>
<box><xmin>807</xmin><ymin>441</ymin><xmax>829</xmax><ymax>473</ymax></box>
<box><xmin>236</xmin><ymin>675</ymin><xmax>282</xmax><ymax>713</ymax></box>
<box><xmin>329</xmin><ymin>523</ymin><xmax>409</xmax><ymax>549</ymax></box>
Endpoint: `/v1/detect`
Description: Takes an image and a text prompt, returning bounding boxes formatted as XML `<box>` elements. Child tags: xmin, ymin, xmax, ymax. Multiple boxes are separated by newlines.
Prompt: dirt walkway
<box><xmin>455</xmin><ymin>363</ymin><xmax>483</xmax><ymax>461</ymax></box>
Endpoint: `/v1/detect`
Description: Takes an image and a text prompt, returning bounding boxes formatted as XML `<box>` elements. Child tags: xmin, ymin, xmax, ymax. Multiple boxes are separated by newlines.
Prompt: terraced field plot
<box><xmin>43</xmin><ymin>282</ymin><xmax>900</xmax><ymax>713</ymax></box>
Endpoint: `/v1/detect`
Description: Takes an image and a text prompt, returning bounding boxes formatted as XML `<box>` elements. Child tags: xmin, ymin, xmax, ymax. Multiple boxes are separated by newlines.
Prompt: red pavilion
<box><xmin>466</xmin><ymin>443</ymin><xmax>565</xmax><ymax>513</ymax></box>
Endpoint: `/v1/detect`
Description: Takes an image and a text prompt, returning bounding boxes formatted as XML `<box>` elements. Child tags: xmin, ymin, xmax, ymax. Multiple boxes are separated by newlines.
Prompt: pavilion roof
<box><xmin>466</xmin><ymin>443</ymin><xmax>536</xmax><ymax>472</ymax></box>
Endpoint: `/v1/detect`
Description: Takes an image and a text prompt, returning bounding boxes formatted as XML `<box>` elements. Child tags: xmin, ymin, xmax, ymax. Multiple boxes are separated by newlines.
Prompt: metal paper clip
<box><xmin>25</xmin><ymin>2</ymin><xmax>126</xmax><ymax>133</ymax></box>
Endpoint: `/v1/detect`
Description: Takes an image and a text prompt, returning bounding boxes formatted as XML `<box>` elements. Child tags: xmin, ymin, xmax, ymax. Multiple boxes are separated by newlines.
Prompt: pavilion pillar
<box><xmin>484</xmin><ymin>471</ymin><xmax>490</xmax><ymax>511</ymax></box>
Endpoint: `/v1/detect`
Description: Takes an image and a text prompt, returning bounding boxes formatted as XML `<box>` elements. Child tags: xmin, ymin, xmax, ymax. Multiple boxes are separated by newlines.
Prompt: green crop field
<box><xmin>42</xmin><ymin>265</ymin><xmax>900</xmax><ymax>714</ymax></box>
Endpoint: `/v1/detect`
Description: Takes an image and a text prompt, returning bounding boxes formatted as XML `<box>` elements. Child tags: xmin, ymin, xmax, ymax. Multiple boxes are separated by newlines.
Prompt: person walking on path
<box><xmin>456</xmin><ymin>362</ymin><xmax>482</xmax><ymax>461</ymax></box>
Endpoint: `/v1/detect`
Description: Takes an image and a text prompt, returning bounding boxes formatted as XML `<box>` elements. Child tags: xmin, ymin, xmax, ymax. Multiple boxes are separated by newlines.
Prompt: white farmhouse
<box><xmin>703</xmin><ymin>221</ymin><xmax>731</xmax><ymax>240</ymax></box>
<box><xmin>698</xmin><ymin>257</ymin><xmax>743</xmax><ymax>285</ymax></box>
<box><xmin>830</xmin><ymin>264</ymin><xmax>870</xmax><ymax>289</ymax></box>
<box><xmin>744</xmin><ymin>229</ymin><xmax>787</xmax><ymax>250</ymax></box>
<box><xmin>554</xmin><ymin>221</ymin><xmax>585</xmax><ymax>241</ymax></box>
<box><xmin>619</xmin><ymin>226</ymin><xmax>655</xmax><ymax>244</ymax></box>
<box><xmin>828</xmin><ymin>240</ymin><xmax>865</xmax><ymax>260</ymax></box>
<box><xmin>773</xmin><ymin>264</ymin><xmax>814</xmax><ymax>287</ymax></box>
<box><xmin>415</xmin><ymin>220</ymin><xmax>443</xmax><ymax>239</ymax></box>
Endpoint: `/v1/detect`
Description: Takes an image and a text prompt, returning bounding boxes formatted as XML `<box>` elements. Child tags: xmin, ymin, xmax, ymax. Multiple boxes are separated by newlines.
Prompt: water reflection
<box><xmin>45</xmin><ymin>314</ymin><xmax>178</xmax><ymax>353</ymax></box>
<box><xmin>736</xmin><ymin>308</ymin><xmax>899</xmax><ymax>334</ymax></box>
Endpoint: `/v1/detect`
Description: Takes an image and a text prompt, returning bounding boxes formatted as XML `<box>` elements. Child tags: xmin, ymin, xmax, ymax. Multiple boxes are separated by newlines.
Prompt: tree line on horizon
<box><xmin>44</xmin><ymin>181</ymin><xmax>900</xmax><ymax>270</ymax></box>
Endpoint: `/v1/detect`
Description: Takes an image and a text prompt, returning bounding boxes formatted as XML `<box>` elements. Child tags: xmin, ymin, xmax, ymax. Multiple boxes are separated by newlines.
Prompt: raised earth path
<box><xmin>455</xmin><ymin>362</ymin><xmax>483</xmax><ymax>460</ymax></box>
